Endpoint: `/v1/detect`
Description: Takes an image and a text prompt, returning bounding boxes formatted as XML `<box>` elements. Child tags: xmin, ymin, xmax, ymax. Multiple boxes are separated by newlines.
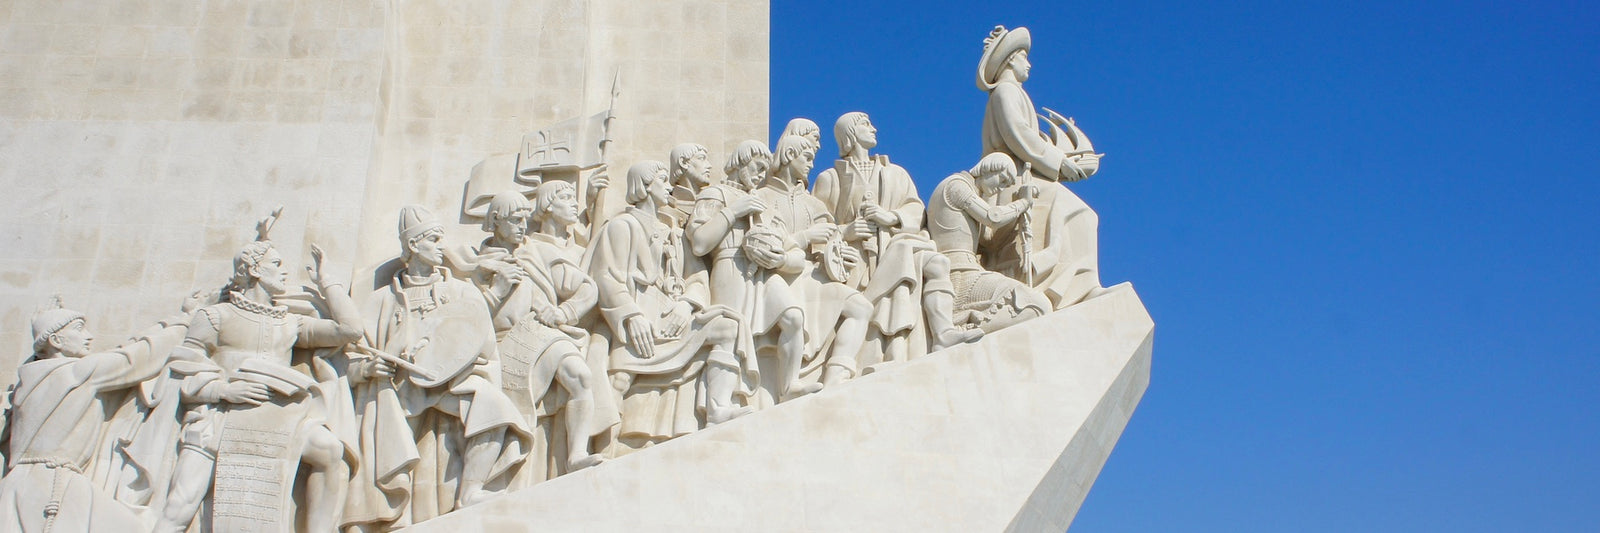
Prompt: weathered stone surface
<box><xmin>0</xmin><ymin>0</ymin><xmax>769</xmax><ymax>385</ymax></box>
<box><xmin>399</xmin><ymin>285</ymin><xmax>1151</xmax><ymax>532</ymax></box>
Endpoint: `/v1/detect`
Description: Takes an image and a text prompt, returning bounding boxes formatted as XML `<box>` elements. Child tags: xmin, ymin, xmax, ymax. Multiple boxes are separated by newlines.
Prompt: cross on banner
<box><xmin>521</xmin><ymin>130</ymin><xmax>573</xmax><ymax>169</ymax></box>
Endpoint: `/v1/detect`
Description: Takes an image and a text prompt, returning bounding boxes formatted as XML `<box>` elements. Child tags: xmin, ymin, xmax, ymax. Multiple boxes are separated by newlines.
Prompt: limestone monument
<box><xmin>0</xmin><ymin>6</ymin><xmax>1147</xmax><ymax>530</ymax></box>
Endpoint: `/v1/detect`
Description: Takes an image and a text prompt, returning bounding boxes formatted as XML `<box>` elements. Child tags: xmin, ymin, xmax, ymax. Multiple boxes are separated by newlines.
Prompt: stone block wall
<box><xmin>0</xmin><ymin>0</ymin><xmax>768</xmax><ymax>382</ymax></box>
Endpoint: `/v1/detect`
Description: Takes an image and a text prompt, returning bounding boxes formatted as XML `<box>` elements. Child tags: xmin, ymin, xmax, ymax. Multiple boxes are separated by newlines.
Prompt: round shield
<box><xmin>407</xmin><ymin>304</ymin><xmax>486</xmax><ymax>388</ymax></box>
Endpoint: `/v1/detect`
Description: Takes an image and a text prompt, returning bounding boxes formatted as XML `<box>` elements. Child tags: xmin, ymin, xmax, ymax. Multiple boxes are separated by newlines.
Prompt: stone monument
<box><xmin>0</xmin><ymin>6</ymin><xmax>1147</xmax><ymax>530</ymax></box>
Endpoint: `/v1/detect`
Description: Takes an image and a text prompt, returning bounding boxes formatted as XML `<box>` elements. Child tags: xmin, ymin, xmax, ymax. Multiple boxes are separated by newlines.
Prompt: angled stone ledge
<box><xmin>403</xmin><ymin>284</ymin><xmax>1153</xmax><ymax>532</ymax></box>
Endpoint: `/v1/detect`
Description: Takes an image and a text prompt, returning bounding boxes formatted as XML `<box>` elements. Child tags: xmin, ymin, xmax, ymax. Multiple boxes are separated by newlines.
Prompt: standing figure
<box><xmin>346</xmin><ymin>205</ymin><xmax>531</xmax><ymax>530</ymax></box>
<box><xmin>978</xmin><ymin>25</ymin><xmax>1111</xmax><ymax>308</ymax></box>
<box><xmin>688</xmin><ymin>141</ymin><xmax>818</xmax><ymax>403</ymax></box>
<box><xmin>927</xmin><ymin>153</ymin><xmax>1052</xmax><ymax>332</ymax></box>
<box><xmin>0</xmin><ymin>299</ymin><xmax>193</xmax><ymax>533</ymax></box>
<box><xmin>812</xmin><ymin>112</ymin><xmax>981</xmax><ymax>368</ymax></box>
<box><xmin>469</xmin><ymin>189</ymin><xmax>606</xmax><ymax>480</ymax></box>
<box><xmin>761</xmin><ymin>134</ymin><xmax>875</xmax><ymax>387</ymax></box>
<box><xmin>155</xmin><ymin>213</ymin><xmax>360</xmax><ymax>533</ymax></box>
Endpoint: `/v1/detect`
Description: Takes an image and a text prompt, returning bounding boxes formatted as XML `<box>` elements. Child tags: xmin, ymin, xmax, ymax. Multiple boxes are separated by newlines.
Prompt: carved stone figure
<box><xmin>0</xmin><ymin>299</ymin><xmax>193</xmax><ymax>533</ymax></box>
<box><xmin>467</xmin><ymin>189</ymin><xmax>606</xmax><ymax>477</ymax></box>
<box><xmin>346</xmin><ymin>205</ymin><xmax>531</xmax><ymax>529</ymax></box>
<box><xmin>586</xmin><ymin>161</ymin><xmax>753</xmax><ymax>443</ymax></box>
<box><xmin>977</xmin><ymin>25</ymin><xmax>1110</xmax><ymax>308</ymax></box>
<box><xmin>763</xmin><ymin>134</ymin><xmax>875</xmax><ymax>387</ymax></box>
<box><xmin>688</xmin><ymin>141</ymin><xmax>819</xmax><ymax>403</ymax></box>
<box><xmin>155</xmin><ymin>211</ymin><xmax>361</xmax><ymax>533</ymax></box>
<box><xmin>927</xmin><ymin>153</ymin><xmax>1052</xmax><ymax>332</ymax></box>
<box><xmin>812</xmin><ymin>112</ymin><xmax>981</xmax><ymax>367</ymax></box>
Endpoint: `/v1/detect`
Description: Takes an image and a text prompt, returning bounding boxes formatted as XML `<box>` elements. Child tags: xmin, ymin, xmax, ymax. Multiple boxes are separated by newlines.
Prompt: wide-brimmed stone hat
<box><xmin>977</xmin><ymin>25</ymin><xmax>1031</xmax><ymax>90</ymax></box>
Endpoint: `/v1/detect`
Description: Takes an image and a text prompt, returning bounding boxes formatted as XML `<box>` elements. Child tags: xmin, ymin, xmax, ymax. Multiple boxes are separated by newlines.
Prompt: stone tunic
<box><xmin>813</xmin><ymin>156</ymin><xmax>942</xmax><ymax>339</ymax></box>
<box><xmin>347</xmin><ymin>271</ymin><xmax>530</xmax><ymax>528</ymax></box>
<box><xmin>586</xmin><ymin>207</ymin><xmax>753</xmax><ymax>444</ymax></box>
<box><xmin>981</xmin><ymin>79</ymin><xmax>1102</xmax><ymax>308</ymax></box>
<box><xmin>0</xmin><ymin>321</ymin><xmax>187</xmax><ymax>533</ymax></box>
<box><xmin>751</xmin><ymin>177</ymin><xmax>858</xmax><ymax>361</ymax></box>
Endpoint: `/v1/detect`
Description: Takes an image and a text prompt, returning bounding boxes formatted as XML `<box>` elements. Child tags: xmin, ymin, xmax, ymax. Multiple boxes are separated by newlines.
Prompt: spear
<box><xmin>1016</xmin><ymin>162</ymin><xmax>1035</xmax><ymax>286</ymax></box>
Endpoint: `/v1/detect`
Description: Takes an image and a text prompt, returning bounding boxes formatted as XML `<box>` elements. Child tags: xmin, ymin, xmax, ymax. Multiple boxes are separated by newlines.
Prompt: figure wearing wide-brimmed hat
<box><xmin>978</xmin><ymin>25</ymin><xmax>1115</xmax><ymax>309</ymax></box>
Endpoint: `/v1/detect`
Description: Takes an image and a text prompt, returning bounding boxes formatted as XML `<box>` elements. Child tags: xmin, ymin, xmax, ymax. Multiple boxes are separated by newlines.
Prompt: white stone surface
<box><xmin>397</xmin><ymin>285</ymin><xmax>1152</xmax><ymax>532</ymax></box>
<box><xmin>0</xmin><ymin>0</ymin><xmax>770</xmax><ymax>387</ymax></box>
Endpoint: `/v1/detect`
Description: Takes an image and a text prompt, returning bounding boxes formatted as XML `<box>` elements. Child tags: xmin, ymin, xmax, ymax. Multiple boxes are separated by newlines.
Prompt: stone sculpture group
<box><xmin>0</xmin><ymin>26</ymin><xmax>1112</xmax><ymax>532</ymax></box>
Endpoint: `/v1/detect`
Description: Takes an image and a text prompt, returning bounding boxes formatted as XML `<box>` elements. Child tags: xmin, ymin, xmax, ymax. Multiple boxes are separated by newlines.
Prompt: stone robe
<box><xmin>813</xmin><ymin>156</ymin><xmax>937</xmax><ymax>353</ymax></box>
<box><xmin>688</xmin><ymin>183</ymin><xmax>804</xmax><ymax>337</ymax></box>
<box><xmin>585</xmin><ymin>207</ymin><xmax>753</xmax><ymax>445</ymax></box>
<box><xmin>981</xmin><ymin>79</ymin><xmax>1102</xmax><ymax>308</ymax></box>
<box><xmin>0</xmin><ymin>320</ymin><xmax>187</xmax><ymax>533</ymax></box>
<box><xmin>346</xmin><ymin>271</ymin><xmax>530</xmax><ymax>529</ymax></box>
<box><xmin>751</xmin><ymin>178</ymin><xmax>860</xmax><ymax>368</ymax></box>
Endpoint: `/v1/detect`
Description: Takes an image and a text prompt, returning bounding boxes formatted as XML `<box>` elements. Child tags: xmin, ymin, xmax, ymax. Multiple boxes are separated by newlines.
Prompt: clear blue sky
<box><xmin>770</xmin><ymin>1</ymin><xmax>1599</xmax><ymax>530</ymax></box>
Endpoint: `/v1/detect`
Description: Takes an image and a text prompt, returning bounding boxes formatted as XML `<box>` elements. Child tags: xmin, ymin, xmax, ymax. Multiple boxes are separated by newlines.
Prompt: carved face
<box><xmin>1009</xmin><ymin>50</ymin><xmax>1031</xmax><ymax>82</ymax></box>
<box><xmin>801</xmin><ymin>129</ymin><xmax>820</xmax><ymax>147</ymax></box>
<box><xmin>648</xmin><ymin>167</ymin><xmax>672</xmax><ymax>206</ymax></box>
<box><xmin>734</xmin><ymin>156</ymin><xmax>769</xmax><ymax>190</ymax></box>
<box><xmin>252</xmin><ymin>247</ymin><xmax>291</xmax><ymax>296</ymax></box>
<box><xmin>976</xmin><ymin>166</ymin><xmax>1016</xmax><ymax>196</ymax></box>
<box><xmin>49</xmin><ymin>318</ymin><xmax>93</xmax><ymax>358</ymax></box>
<box><xmin>409</xmin><ymin>229</ymin><xmax>446</xmax><ymax>268</ymax></box>
<box><xmin>852</xmin><ymin>117</ymin><xmax>878</xmax><ymax>150</ymax></box>
<box><xmin>686</xmin><ymin>150</ymin><xmax>713</xmax><ymax>188</ymax></box>
<box><xmin>493</xmin><ymin>209</ymin><xmax>531</xmax><ymax>243</ymax></box>
<box><xmin>789</xmin><ymin>145</ymin><xmax>817</xmax><ymax>181</ymax></box>
<box><xmin>547</xmin><ymin>186</ymin><xmax>580</xmax><ymax>227</ymax></box>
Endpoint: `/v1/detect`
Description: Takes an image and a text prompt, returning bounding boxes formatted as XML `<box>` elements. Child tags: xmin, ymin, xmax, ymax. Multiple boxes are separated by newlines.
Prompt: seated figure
<box><xmin>759</xmin><ymin>134</ymin><xmax>875</xmax><ymax>387</ymax></box>
<box><xmin>587</xmin><ymin>162</ymin><xmax>753</xmax><ymax>446</ymax></box>
<box><xmin>812</xmin><ymin>112</ymin><xmax>982</xmax><ymax>369</ymax></box>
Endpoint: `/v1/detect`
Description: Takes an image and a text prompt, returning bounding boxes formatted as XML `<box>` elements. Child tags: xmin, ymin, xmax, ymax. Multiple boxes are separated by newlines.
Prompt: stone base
<box><xmin>401</xmin><ymin>284</ymin><xmax>1152</xmax><ymax>532</ymax></box>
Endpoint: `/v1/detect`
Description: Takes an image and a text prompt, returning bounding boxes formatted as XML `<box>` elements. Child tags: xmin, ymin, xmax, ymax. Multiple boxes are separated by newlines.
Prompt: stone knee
<box><xmin>300</xmin><ymin>426</ymin><xmax>346</xmax><ymax>471</ymax></box>
<box><xmin>842</xmin><ymin>293</ymin><xmax>872</xmax><ymax>319</ymax></box>
<box><xmin>704</xmin><ymin>316</ymin><xmax>738</xmax><ymax>346</ymax></box>
<box><xmin>556</xmin><ymin>351</ymin><xmax>593</xmax><ymax>393</ymax></box>
<box><xmin>777</xmin><ymin>307</ymin><xmax>804</xmax><ymax>333</ymax></box>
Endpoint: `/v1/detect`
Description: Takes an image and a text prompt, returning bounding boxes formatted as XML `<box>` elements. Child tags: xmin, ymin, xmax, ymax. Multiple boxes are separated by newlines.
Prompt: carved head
<box><xmin>626</xmin><ymin>160</ymin><xmax>670</xmax><ymax>207</ymax></box>
<box><xmin>483</xmin><ymin>191</ymin><xmax>533</xmax><ymax>244</ymax></box>
<box><xmin>31</xmin><ymin>303</ymin><xmax>89</xmax><ymax>360</ymax></box>
<box><xmin>533</xmin><ymin>180</ymin><xmax>581</xmax><ymax>230</ymax></box>
<box><xmin>978</xmin><ymin>26</ymin><xmax>1033</xmax><ymax>89</ymax></box>
<box><xmin>971</xmin><ymin>152</ymin><xmax>1020</xmax><ymax>195</ymax></box>
<box><xmin>669</xmin><ymin>143</ymin><xmax>712</xmax><ymax>190</ymax></box>
<box><xmin>398</xmin><ymin>205</ymin><xmax>446</xmax><ymax>267</ymax></box>
<box><xmin>775</xmin><ymin>134</ymin><xmax>817</xmax><ymax>185</ymax></box>
<box><xmin>232</xmin><ymin>241</ymin><xmax>290</xmax><ymax>296</ymax></box>
<box><xmin>781</xmin><ymin>118</ymin><xmax>821</xmax><ymax>149</ymax></box>
<box><xmin>833</xmin><ymin>112</ymin><xmax>877</xmax><ymax>155</ymax></box>
<box><xmin>723</xmin><ymin>140</ymin><xmax>772</xmax><ymax>191</ymax></box>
